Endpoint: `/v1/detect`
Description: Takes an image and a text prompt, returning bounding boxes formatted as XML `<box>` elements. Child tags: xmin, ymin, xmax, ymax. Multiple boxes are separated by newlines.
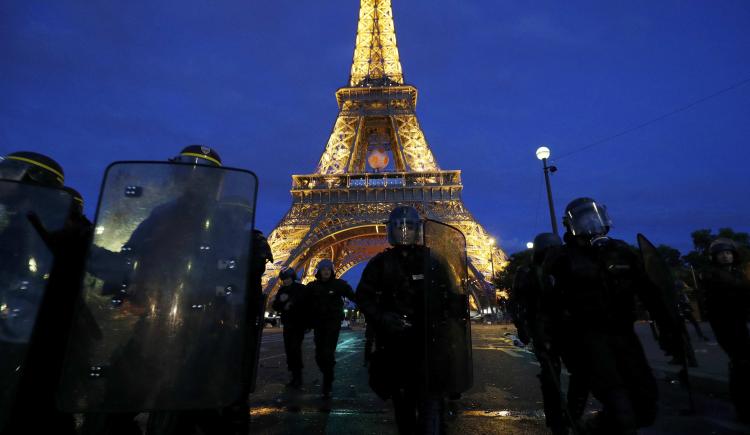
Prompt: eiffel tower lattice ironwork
<box><xmin>263</xmin><ymin>0</ymin><xmax>506</xmax><ymax>308</ymax></box>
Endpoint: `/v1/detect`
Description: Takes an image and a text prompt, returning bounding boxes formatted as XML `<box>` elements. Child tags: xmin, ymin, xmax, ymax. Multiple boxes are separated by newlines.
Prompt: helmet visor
<box><xmin>0</xmin><ymin>158</ymin><xmax>27</xmax><ymax>182</ymax></box>
<box><xmin>565</xmin><ymin>202</ymin><xmax>612</xmax><ymax>236</ymax></box>
<box><xmin>387</xmin><ymin>217</ymin><xmax>422</xmax><ymax>245</ymax></box>
<box><xmin>0</xmin><ymin>158</ymin><xmax>62</xmax><ymax>187</ymax></box>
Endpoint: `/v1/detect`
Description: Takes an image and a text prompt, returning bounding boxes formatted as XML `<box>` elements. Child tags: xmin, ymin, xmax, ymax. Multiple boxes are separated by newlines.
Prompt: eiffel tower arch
<box><xmin>263</xmin><ymin>0</ymin><xmax>507</xmax><ymax>309</ymax></box>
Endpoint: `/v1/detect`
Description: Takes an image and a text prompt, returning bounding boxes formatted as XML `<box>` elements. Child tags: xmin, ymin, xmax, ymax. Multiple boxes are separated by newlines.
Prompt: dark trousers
<box><xmin>283</xmin><ymin>324</ymin><xmax>306</xmax><ymax>372</ymax></box>
<box><xmin>565</xmin><ymin>331</ymin><xmax>657</xmax><ymax>435</ymax></box>
<box><xmin>709</xmin><ymin>312</ymin><xmax>750</xmax><ymax>419</ymax></box>
<box><xmin>535</xmin><ymin>349</ymin><xmax>565</xmax><ymax>431</ymax></box>
<box><xmin>1</xmin><ymin>342</ymin><xmax>76</xmax><ymax>435</ymax></box>
<box><xmin>535</xmin><ymin>346</ymin><xmax>588</xmax><ymax>433</ymax></box>
<box><xmin>683</xmin><ymin>312</ymin><xmax>707</xmax><ymax>339</ymax></box>
<box><xmin>392</xmin><ymin>388</ymin><xmax>445</xmax><ymax>435</ymax></box>
<box><xmin>313</xmin><ymin>320</ymin><xmax>342</xmax><ymax>380</ymax></box>
<box><xmin>364</xmin><ymin>323</ymin><xmax>376</xmax><ymax>365</ymax></box>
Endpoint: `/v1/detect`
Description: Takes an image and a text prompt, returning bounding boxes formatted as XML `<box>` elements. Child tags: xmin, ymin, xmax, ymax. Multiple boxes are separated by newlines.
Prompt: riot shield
<box><xmin>637</xmin><ymin>233</ymin><xmax>697</xmax><ymax>365</ymax></box>
<box><xmin>58</xmin><ymin>161</ymin><xmax>258</xmax><ymax>412</ymax></box>
<box><xmin>0</xmin><ymin>180</ymin><xmax>72</xmax><ymax>429</ymax></box>
<box><xmin>422</xmin><ymin>219</ymin><xmax>473</xmax><ymax>394</ymax></box>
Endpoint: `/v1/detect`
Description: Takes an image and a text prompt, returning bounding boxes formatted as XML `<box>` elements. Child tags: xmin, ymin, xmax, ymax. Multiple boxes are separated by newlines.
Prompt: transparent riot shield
<box><xmin>0</xmin><ymin>180</ymin><xmax>72</xmax><ymax>429</ymax></box>
<box><xmin>58</xmin><ymin>161</ymin><xmax>258</xmax><ymax>412</ymax></box>
<box><xmin>422</xmin><ymin>219</ymin><xmax>473</xmax><ymax>394</ymax></box>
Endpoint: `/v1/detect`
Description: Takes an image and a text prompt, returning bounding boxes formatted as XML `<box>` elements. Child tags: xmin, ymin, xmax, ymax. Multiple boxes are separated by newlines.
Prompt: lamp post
<box><xmin>536</xmin><ymin>146</ymin><xmax>559</xmax><ymax>236</ymax></box>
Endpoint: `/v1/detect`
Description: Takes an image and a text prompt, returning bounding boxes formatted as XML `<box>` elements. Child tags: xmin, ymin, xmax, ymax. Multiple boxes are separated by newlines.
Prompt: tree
<box><xmin>656</xmin><ymin>244</ymin><xmax>682</xmax><ymax>269</ymax></box>
<box><xmin>492</xmin><ymin>249</ymin><xmax>532</xmax><ymax>295</ymax></box>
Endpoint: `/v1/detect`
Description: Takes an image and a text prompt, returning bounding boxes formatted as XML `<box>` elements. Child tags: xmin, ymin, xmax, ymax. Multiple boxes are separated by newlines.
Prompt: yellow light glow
<box><xmin>350</xmin><ymin>0</ymin><xmax>404</xmax><ymax>86</ymax></box>
<box><xmin>28</xmin><ymin>257</ymin><xmax>37</xmax><ymax>273</ymax></box>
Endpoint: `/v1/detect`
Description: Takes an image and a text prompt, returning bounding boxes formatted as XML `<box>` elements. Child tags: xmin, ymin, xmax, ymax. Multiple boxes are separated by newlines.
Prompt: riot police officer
<box><xmin>543</xmin><ymin>197</ymin><xmax>684</xmax><ymax>435</ymax></box>
<box><xmin>357</xmin><ymin>205</ymin><xmax>471</xmax><ymax>435</ymax></box>
<box><xmin>511</xmin><ymin>233</ymin><xmax>587</xmax><ymax>435</ymax></box>
<box><xmin>1</xmin><ymin>151</ymin><xmax>84</xmax><ymax>434</ymax></box>
<box><xmin>272</xmin><ymin>267</ymin><xmax>308</xmax><ymax>389</ymax></box>
<box><xmin>699</xmin><ymin>238</ymin><xmax>750</xmax><ymax>422</ymax></box>
<box><xmin>306</xmin><ymin>259</ymin><xmax>355</xmax><ymax>398</ymax></box>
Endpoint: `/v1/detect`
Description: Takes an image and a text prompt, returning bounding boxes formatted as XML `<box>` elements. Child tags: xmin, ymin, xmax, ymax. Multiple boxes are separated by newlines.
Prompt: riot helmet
<box><xmin>170</xmin><ymin>145</ymin><xmax>222</xmax><ymax>167</ymax></box>
<box><xmin>709</xmin><ymin>238</ymin><xmax>738</xmax><ymax>265</ymax></box>
<box><xmin>562</xmin><ymin>197</ymin><xmax>612</xmax><ymax>239</ymax></box>
<box><xmin>170</xmin><ymin>145</ymin><xmax>224</xmax><ymax>200</ymax></box>
<box><xmin>386</xmin><ymin>205</ymin><xmax>422</xmax><ymax>246</ymax></box>
<box><xmin>0</xmin><ymin>151</ymin><xmax>64</xmax><ymax>187</ymax></box>
<box><xmin>63</xmin><ymin>186</ymin><xmax>84</xmax><ymax>216</ymax></box>
<box><xmin>532</xmin><ymin>232</ymin><xmax>562</xmax><ymax>264</ymax></box>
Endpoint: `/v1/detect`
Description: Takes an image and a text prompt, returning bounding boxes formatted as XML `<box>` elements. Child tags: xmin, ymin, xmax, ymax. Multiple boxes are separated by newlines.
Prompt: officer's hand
<box><xmin>380</xmin><ymin>312</ymin><xmax>411</xmax><ymax>333</ymax></box>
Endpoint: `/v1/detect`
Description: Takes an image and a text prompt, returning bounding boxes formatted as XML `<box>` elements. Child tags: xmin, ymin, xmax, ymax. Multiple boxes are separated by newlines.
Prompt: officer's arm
<box><xmin>341</xmin><ymin>281</ymin><xmax>357</xmax><ymax>305</ymax></box>
<box><xmin>508</xmin><ymin>268</ymin><xmax>530</xmax><ymax>342</ymax></box>
<box><xmin>271</xmin><ymin>290</ymin><xmax>285</xmax><ymax>312</ymax></box>
<box><xmin>509</xmin><ymin>268</ymin><xmax>526</xmax><ymax>322</ymax></box>
<box><xmin>537</xmin><ymin>249</ymin><xmax>566</xmax><ymax>343</ymax></box>
<box><xmin>355</xmin><ymin>259</ymin><xmax>382</xmax><ymax>322</ymax></box>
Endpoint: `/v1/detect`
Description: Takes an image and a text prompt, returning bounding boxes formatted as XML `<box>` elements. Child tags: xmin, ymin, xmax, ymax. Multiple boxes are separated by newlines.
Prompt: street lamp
<box><xmin>536</xmin><ymin>146</ymin><xmax>559</xmax><ymax>236</ymax></box>
<box><xmin>526</xmin><ymin>242</ymin><xmax>534</xmax><ymax>249</ymax></box>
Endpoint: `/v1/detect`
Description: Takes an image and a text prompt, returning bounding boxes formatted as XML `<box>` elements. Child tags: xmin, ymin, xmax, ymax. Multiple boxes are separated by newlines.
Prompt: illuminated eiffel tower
<box><xmin>263</xmin><ymin>0</ymin><xmax>506</xmax><ymax>308</ymax></box>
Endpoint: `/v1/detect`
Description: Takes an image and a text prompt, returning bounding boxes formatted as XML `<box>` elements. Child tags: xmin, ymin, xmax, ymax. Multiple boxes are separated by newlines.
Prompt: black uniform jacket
<box><xmin>272</xmin><ymin>282</ymin><xmax>309</xmax><ymax>326</ymax></box>
<box><xmin>306</xmin><ymin>276</ymin><xmax>355</xmax><ymax>325</ymax></box>
<box><xmin>699</xmin><ymin>264</ymin><xmax>750</xmax><ymax>321</ymax></box>
<box><xmin>542</xmin><ymin>237</ymin><xmax>676</xmax><ymax>338</ymax></box>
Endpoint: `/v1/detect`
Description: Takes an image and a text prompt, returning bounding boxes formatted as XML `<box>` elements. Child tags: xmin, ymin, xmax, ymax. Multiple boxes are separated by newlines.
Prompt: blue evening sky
<box><xmin>2</xmin><ymin>1</ymin><xmax>749</xmax><ymax>273</ymax></box>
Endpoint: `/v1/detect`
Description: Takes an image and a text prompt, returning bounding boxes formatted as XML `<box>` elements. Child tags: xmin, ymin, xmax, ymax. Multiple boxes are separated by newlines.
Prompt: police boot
<box><xmin>729</xmin><ymin>359</ymin><xmax>750</xmax><ymax>423</ymax></box>
<box><xmin>417</xmin><ymin>396</ymin><xmax>445</xmax><ymax>435</ymax></box>
<box><xmin>287</xmin><ymin>370</ymin><xmax>303</xmax><ymax>389</ymax></box>
<box><xmin>322</xmin><ymin>371</ymin><xmax>333</xmax><ymax>398</ymax></box>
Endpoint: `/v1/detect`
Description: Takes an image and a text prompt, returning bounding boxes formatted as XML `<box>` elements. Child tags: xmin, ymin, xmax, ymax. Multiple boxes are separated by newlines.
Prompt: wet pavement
<box><xmin>249</xmin><ymin>323</ymin><xmax>750</xmax><ymax>434</ymax></box>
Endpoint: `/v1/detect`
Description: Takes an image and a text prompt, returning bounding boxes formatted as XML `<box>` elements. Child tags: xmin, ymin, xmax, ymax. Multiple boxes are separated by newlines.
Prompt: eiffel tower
<box><xmin>263</xmin><ymin>0</ymin><xmax>506</xmax><ymax>308</ymax></box>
